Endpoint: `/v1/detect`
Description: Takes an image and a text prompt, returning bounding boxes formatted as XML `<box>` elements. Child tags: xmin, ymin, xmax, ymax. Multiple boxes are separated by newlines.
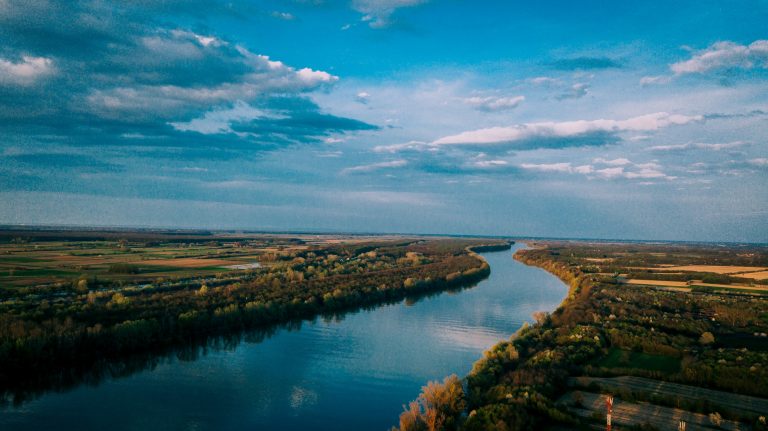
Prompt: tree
<box><xmin>76</xmin><ymin>278</ymin><xmax>89</xmax><ymax>293</ymax></box>
<box><xmin>396</xmin><ymin>374</ymin><xmax>466</xmax><ymax>431</ymax></box>
<box><xmin>532</xmin><ymin>311</ymin><xmax>549</xmax><ymax>325</ymax></box>
<box><xmin>397</xmin><ymin>401</ymin><xmax>428</xmax><ymax>431</ymax></box>
<box><xmin>699</xmin><ymin>331</ymin><xmax>715</xmax><ymax>345</ymax></box>
<box><xmin>709</xmin><ymin>412</ymin><xmax>722</xmax><ymax>427</ymax></box>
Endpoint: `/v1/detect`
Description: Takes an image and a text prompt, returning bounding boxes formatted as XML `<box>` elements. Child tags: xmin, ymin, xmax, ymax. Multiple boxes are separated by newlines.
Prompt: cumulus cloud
<box><xmin>0</xmin><ymin>55</ymin><xmax>54</xmax><ymax>85</ymax></box>
<box><xmin>463</xmin><ymin>95</ymin><xmax>525</xmax><ymax>112</ymax></box>
<box><xmin>352</xmin><ymin>0</ymin><xmax>428</xmax><ymax>28</ymax></box>
<box><xmin>431</xmin><ymin>112</ymin><xmax>702</xmax><ymax>147</ymax></box>
<box><xmin>671</xmin><ymin>40</ymin><xmax>768</xmax><ymax>75</ymax></box>
<box><xmin>83</xmin><ymin>42</ymin><xmax>337</xmax><ymax>118</ymax></box>
<box><xmin>296</xmin><ymin>67</ymin><xmax>338</xmax><ymax>85</ymax></box>
<box><xmin>0</xmin><ymin>1</ymin><xmax>363</xmax><ymax>154</ymax></box>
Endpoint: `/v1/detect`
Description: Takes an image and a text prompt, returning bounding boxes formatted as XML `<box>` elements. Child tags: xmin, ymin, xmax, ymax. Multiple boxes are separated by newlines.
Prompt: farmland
<box><xmin>394</xmin><ymin>241</ymin><xmax>768</xmax><ymax>431</ymax></box>
<box><xmin>0</xmin><ymin>229</ymin><xmax>407</xmax><ymax>289</ymax></box>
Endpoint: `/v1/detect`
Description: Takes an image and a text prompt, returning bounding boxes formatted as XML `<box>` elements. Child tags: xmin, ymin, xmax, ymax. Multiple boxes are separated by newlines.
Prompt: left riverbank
<box><xmin>1</xmin><ymin>237</ymin><xmax>510</xmax><ymax>404</ymax></box>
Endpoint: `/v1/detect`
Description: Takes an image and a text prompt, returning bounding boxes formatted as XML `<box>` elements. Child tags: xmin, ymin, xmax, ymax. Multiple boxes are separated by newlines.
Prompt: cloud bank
<box><xmin>431</xmin><ymin>112</ymin><xmax>702</xmax><ymax>147</ymax></box>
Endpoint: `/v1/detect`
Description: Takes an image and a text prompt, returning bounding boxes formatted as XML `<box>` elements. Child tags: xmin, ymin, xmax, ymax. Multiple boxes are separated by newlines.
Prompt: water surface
<box><xmin>0</xmin><ymin>244</ymin><xmax>566</xmax><ymax>430</ymax></box>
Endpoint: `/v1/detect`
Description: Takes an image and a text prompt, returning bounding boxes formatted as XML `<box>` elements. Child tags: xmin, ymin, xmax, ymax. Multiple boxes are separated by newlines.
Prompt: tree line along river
<box><xmin>0</xmin><ymin>244</ymin><xmax>567</xmax><ymax>430</ymax></box>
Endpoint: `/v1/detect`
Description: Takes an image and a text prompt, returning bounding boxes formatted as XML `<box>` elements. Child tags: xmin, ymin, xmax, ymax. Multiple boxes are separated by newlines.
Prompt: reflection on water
<box><xmin>0</xmin><ymin>245</ymin><xmax>567</xmax><ymax>431</ymax></box>
<box><xmin>0</xmin><ymin>283</ymin><xmax>478</xmax><ymax>408</ymax></box>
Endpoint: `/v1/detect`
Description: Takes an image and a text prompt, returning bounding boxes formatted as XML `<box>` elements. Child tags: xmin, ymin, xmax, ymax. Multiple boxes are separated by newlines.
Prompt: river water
<box><xmin>0</xmin><ymin>244</ymin><xmax>567</xmax><ymax>430</ymax></box>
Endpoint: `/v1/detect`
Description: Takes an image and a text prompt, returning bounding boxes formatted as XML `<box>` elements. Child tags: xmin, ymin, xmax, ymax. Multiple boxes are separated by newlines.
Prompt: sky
<box><xmin>0</xmin><ymin>0</ymin><xmax>766</xmax><ymax>242</ymax></box>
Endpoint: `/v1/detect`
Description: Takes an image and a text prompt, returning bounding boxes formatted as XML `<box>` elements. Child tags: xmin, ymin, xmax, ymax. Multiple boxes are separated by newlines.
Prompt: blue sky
<box><xmin>0</xmin><ymin>0</ymin><xmax>766</xmax><ymax>241</ymax></box>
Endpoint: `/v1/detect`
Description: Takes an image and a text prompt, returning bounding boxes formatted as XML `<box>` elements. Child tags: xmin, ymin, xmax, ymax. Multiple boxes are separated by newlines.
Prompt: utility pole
<box><xmin>606</xmin><ymin>395</ymin><xmax>613</xmax><ymax>431</ymax></box>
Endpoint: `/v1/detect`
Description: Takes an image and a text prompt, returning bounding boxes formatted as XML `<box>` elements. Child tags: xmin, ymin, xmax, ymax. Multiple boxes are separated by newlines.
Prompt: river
<box><xmin>0</xmin><ymin>244</ymin><xmax>567</xmax><ymax>430</ymax></box>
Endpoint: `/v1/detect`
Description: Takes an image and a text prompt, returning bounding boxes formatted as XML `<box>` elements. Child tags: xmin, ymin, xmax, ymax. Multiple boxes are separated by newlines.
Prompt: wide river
<box><xmin>1</xmin><ymin>244</ymin><xmax>567</xmax><ymax>430</ymax></box>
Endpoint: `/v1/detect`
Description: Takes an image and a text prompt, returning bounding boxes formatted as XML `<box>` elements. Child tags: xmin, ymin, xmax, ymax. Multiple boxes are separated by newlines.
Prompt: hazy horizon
<box><xmin>1</xmin><ymin>1</ymin><xmax>766</xmax><ymax>242</ymax></box>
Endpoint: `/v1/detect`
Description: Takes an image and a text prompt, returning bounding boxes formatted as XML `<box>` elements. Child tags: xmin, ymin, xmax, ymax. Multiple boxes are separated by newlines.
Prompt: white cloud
<box><xmin>593</xmin><ymin>157</ymin><xmax>632</xmax><ymax>166</ymax></box>
<box><xmin>373</xmin><ymin>141</ymin><xmax>434</xmax><ymax>153</ymax></box>
<box><xmin>624</xmin><ymin>167</ymin><xmax>669</xmax><ymax>179</ymax></box>
<box><xmin>671</xmin><ymin>40</ymin><xmax>768</xmax><ymax>75</ymax></box>
<box><xmin>271</xmin><ymin>11</ymin><xmax>296</xmax><ymax>21</ymax></box>
<box><xmin>520</xmin><ymin>163</ymin><xmax>594</xmax><ymax>175</ymax></box>
<box><xmin>520</xmin><ymin>162</ymin><xmax>573</xmax><ymax>173</ymax></box>
<box><xmin>169</xmin><ymin>101</ymin><xmax>279</xmax><ymax>134</ymax></box>
<box><xmin>341</xmin><ymin>159</ymin><xmax>408</xmax><ymax>174</ymax></box>
<box><xmin>178</xmin><ymin>166</ymin><xmax>209</xmax><ymax>173</ymax></box>
<box><xmin>556</xmin><ymin>83</ymin><xmax>589</xmax><ymax>100</ymax></box>
<box><xmin>748</xmin><ymin>158</ymin><xmax>768</xmax><ymax>167</ymax></box>
<box><xmin>594</xmin><ymin>167</ymin><xmax>625</xmax><ymax>179</ymax></box>
<box><xmin>296</xmin><ymin>67</ymin><xmax>338</xmax><ymax>85</ymax></box>
<box><xmin>573</xmin><ymin>165</ymin><xmax>594</xmax><ymax>174</ymax></box>
<box><xmin>85</xmin><ymin>45</ymin><xmax>338</xmax><ymax>118</ymax></box>
<box><xmin>529</xmin><ymin>76</ymin><xmax>559</xmax><ymax>86</ymax></box>
<box><xmin>463</xmin><ymin>95</ymin><xmax>525</xmax><ymax>111</ymax></box>
<box><xmin>520</xmin><ymin>160</ymin><xmax>674</xmax><ymax>181</ymax></box>
<box><xmin>432</xmin><ymin>112</ymin><xmax>702</xmax><ymax>146</ymax></box>
<box><xmin>639</xmin><ymin>75</ymin><xmax>672</xmax><ymax>86</ymax></box>
<box><xmin>355</xmin><ymin>91</ymin><xmax>371</xmax><ymax>104</ymax></box>
<box><xmin>352</xmin><ymin>0</ymin><xmax>428</xmax><ymax>28</ymax></box>
<box><xmin>472</xmin><ymin>159</ymin><xmax>509</xmax><ymax>168</ymax></box>
<box><xmin>168</xmin><ymin>30</ymin><xmax>224</xmax><ymax>48</ymax></box>
<box><xmin>0</xmin><ymin>55</ymin><xmax>54</xmax><ymax>85</ymax></box>
<box><xmin>649</xmin><ymin>141</ymin><xmax>748</xmax><ymax>152</ymax></box>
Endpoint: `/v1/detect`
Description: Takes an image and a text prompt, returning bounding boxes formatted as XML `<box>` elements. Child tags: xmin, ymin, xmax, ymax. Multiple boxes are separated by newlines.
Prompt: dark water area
<box><xmin>0</xmin><ymin>244</ymin><xmax>567</xmax><ymax>430</ymax></box>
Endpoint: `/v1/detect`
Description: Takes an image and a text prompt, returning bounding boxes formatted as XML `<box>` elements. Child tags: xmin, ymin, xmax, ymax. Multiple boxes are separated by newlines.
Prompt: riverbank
<box><xmin>0</xmin><ymin>238</ymin><xmax>510</xmax><ymax>405</ymax></box>
<box><xmin>394</xmin><ymin>240</ymin><xmax>768</xmax><ymax>431</ymax></box>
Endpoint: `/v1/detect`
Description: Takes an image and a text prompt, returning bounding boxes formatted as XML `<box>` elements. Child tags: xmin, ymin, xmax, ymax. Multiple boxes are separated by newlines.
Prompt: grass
<box><xmin>692</xmin><ymin>285</ymin><xmax>768</xmax><ymax>295</ymax></box>
<box><xmin>599</xmin><ymin>348</ymin><xmax>681</xmax><ymax>373</ymax></box>
<box><xmin>1</xmin><ymin>269</ymin><xmax>76</xmax><ymax>277</ymax></box>
<box><xmin>0</xmin><ymin>256</ymin><xmax>48</xmax><ymax>263</ymax></box>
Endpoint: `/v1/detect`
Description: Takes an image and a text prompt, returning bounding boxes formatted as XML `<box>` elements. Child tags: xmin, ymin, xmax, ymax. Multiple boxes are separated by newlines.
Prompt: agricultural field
<box><xmin>0</xmin><ymin>229</ymin><xmax>436</xmax><ymax>291</ymax></box>
<box><xmin>0</xmin><ymin>229</ymin><xmax>398</xmax><ymax>289</ymax></box>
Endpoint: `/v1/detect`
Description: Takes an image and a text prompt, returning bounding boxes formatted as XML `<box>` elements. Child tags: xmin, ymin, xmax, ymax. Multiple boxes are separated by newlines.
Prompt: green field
<box><xmin>598</xmin><ymin>348</ymin><xmax>681</xmax><ymax>373</ymax></box>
